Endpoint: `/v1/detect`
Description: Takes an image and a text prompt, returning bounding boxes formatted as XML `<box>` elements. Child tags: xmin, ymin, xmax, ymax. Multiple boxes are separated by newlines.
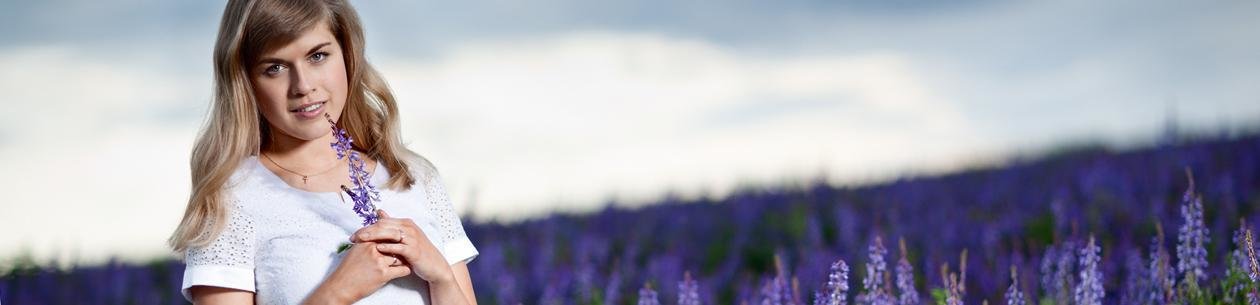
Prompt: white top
<box><xmin>181</xmin><ymin>155</ymin><xmax>479</xmax><ymax>304</ymax></box>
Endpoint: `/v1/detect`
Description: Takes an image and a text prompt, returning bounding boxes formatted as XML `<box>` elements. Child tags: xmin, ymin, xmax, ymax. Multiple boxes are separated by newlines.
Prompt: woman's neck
<box><xmin>263</xmin><ymin>129</ymin><xmax>343</xmax><ymax>171</ymax></box>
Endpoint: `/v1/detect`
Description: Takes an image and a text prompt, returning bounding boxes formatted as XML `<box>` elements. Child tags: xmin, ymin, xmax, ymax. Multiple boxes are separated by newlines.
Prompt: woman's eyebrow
<box><xmin>306</xmin><ymin>42</ymin><xmax>332</xmax><ymax>55</ymax></box>
<box><xmin>257</xmin><ymin>42</ymin><xmax>334</xmax><ymax>64</ymax></box>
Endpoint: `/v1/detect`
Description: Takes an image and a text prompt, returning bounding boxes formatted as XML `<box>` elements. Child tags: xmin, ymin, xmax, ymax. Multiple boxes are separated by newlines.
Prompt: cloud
<box><xmin>374</xmin><ymin>31</ymin><xmax>984</xmax><ymax>221</ymax></box>
<box><xmin>0</xmin><ymin>45</ymin><xmax>208</xmax><ymax>145</ymax></box>
<box><xmin>0</xmin><ymin>30</ymin><xmax>980</xmax><ymax>261</ymax></box>
<box><xmin>0</xmin><ymin>45</ymin><xmax>206</xmax><ymax>264</ymax></box>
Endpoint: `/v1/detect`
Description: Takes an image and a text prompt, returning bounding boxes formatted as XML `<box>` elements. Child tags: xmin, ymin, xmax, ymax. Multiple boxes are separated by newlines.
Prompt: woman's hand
<box><xmin>351</xmin><ymin>210</ymin><xmax>455</xmax><ymax>284</ymax></box>
<box><xmin>303</xmin><ymin>241</ymin><xmax>412</xmax><ymax>305</ymax></box>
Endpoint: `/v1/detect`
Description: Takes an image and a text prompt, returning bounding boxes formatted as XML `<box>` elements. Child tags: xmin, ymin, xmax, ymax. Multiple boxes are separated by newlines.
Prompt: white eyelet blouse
<box><xmin>180</xmin><ymin>155</ymin><xmax>479</xmax><ymax>304</ymax></box>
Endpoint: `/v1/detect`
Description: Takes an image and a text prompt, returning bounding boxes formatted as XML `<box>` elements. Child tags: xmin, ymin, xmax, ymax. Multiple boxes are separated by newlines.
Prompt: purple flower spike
<box><xmin>1075</xmin><ymin>235</ymin><xmax>1103</xmax><ymax>305</ymax></box>
<box><xmin>679</xmin><ymin>271</ymin><xmax>701</xmax><ymax>305</ymax></box>
<box><xmin>1005</xmin><ymin>265</ymin><xmax>1025</xmax><ymax>305</ymax></box>
<box><xmin>1246</xmin><ymin>228</ymin><xmax>1260</xmax><ymax>283</ymax></box>
<box><xmin>895</xmin><ymin>238</ymin><xmax>918</xmax><ymax>305</ymax></box>
<box><xmin>860</xmin><ymin>236</ymin><xmax>894</xmax><ymax>305</ymax></box>
<box><xmin>1148</xmin><ymin>224</ymin><xmax>1174</xmax><ymax>305</ymax></box>
<box><xmin>327</xmin><ymin>113</ymin><xmax>380</xmax><ymax>226</ymax></box>
<box><xmin>1176</xmin><ymin>169</ymin><xmax>1209</xmax><ymax>286</ymax></box>
<box><xmin>638</xmin><ymin>282</ymin><xmax>661</xmax><ymax>305</ymax></box>
<box><xmin>815</xmin><ymin>259</ymin><xmax>848</xmax><ymax>305</ymax></box>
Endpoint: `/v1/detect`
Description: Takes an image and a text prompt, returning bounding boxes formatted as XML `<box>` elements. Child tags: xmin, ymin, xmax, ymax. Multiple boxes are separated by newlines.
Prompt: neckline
<box><xmin>250</xmin><ymin>155</ymin><xmax>388</xmax><ymax>196</ymax></box>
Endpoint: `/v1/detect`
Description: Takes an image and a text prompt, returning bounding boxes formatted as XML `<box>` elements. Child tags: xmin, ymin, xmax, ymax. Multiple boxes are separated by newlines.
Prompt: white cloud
<box><xmin>0</xmin><ymin>32</ymin><xmax>980</xmax><ymax>262</ymax></box>
<box><xmin>0</xmin><ymin>45</ymin><xmax>204</xmax><ymax>265</ymax></box>
<box><xmin>374</xmin><ymin>31</ymin><xmax>985</xmax><ymax>222</ymax></box>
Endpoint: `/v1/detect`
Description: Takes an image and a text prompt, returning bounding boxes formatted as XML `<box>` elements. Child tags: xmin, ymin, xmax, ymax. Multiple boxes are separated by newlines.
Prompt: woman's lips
<box><xmin>290</xmin><ymin>101</ymin><xmax>327</xmax><ymax>119</ymax></box>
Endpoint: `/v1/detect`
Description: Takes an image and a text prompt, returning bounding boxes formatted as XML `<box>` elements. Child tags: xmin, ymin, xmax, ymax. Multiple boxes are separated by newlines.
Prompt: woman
<box><xmin>168</xmin><ymin>0</ymin><xmax>478</xmax><ymax>304</ymax></box>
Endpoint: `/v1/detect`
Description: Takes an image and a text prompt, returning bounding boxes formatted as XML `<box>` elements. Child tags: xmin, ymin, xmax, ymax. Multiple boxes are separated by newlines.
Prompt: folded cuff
<box><xmin>181</xmin><ymin>264</ymin><xmax>255</xmax><ymax>302</ymax></box>
<box><xmin>442</xmin><ymin>237</ymin><xmax>479</xmax><ymax>265</ymax></box>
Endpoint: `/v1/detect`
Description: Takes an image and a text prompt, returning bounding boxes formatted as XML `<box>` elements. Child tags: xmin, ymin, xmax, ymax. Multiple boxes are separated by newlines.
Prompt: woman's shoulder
<box><xmin>398</xmin><ymin>151</ymin><xmax>441</xmax><ymax>183</ymax></box>
<box><xmin>220</xmin><ymin>155</ymin><xmax>271</xmax><ymax>203</ymax></box>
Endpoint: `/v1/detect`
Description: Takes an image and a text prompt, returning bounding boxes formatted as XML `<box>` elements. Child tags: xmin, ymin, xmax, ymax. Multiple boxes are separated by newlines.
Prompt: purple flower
<box><xmin>638</xmin><ymin>282</ymin><xmax>661</xmax><ymax>305</ymax></box>
<box><xmin>679</xmin><ymin>271</ymin><xmax>701</xmax><ymax>305</ymax></box>
<box><xmin>1176</xmin><ymin>170</ymin><xmax>1209</xmax><ymax>286</ymax></box>
<box><xmin>1005</xmin><ymin>265</ymin><xmax>1025</xmax><ymax>305</ymax></box>
<box><xmin>760</xmin><ymin>276</ymin><xmax>789</xmax><ymax>305</ymax></box>
<box><xmin>604</xmin><ymin>267</ymin><xmax>623</xmax><ymax>305</ymax></box>
<box><xmin>1229</xmin><ymin>223</ymin><xmax>1255</xmax><ymax>302</ymax></box>
<box><xmin>761</xmin><ymin>255</ymin><xmax>795</xmax><ymax>305</ymax></box>
<box><xmin>326</xmin><ymin>113</ymin><xmax>380</xmax><ymax>226</ymax></box>
<box><xmin>1247</xmin><ymin>228</ymin><xmax>1260</xmax><ymax>283</ymax></box>
<box><xmin>942</xmin><ymin>271</ymin><xmax>962</xmax><ymax>305</ymax></box>
<box><xmin>1234</xmin><ymin>221</ymin><xmax>1259</xmax><ymax>284</ymax></box>
<box><xmin>1039</xmin><ymin>245</ymin><xmax>1057</xmax><ymax>300</ymax></box>
<box><xmin>1121</xmin><ymin>250</ymin><xmax>1146</xmax><ymax>305</ymax></box>
<box><xmin>1149</xmin><ymin>225</ymin><xmax>1174</xmax><ymax>305</ymax></box>
<box><xmin>859</xmin><ymin>236</ymin><xmax>893</xmax><ymax>305</ymax></box>
<box><xmin>1235</xmin><ymin>225</ymin><xmax>1249</xmax><ymax>274</ymax></box>
<box><xmin>1074</xmin><ymin>235</ymin><xmax>1103</xmax><ymax>305</ymax></box>
<box><xmin>895</xmin><ymin>238</ymin><xmax>918</xmax><ymax>305</ymax></box>
<box><xmin>815</xmin><ymin>259</ymin><xmax>849</xmax><ymax>305</ymax></box>
<box><xmin>1048</xmin><ymin>241</ymin><xmax>1076</xmax><ymax>305</ymax></box>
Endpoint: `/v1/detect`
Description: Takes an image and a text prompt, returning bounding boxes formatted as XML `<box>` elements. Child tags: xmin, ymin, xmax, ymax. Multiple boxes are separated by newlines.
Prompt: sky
<box><xmin>0</xmin><ymin>0</ymin><xmax>1258</xmax><ymax>265</ymax></box>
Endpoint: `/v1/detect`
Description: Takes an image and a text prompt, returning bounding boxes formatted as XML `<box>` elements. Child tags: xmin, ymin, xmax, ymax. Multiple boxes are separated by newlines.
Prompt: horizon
<box><xmin>1</xmin><ymin>124</ymin><xmax>1251</xmax><ymax>270</ymax></box>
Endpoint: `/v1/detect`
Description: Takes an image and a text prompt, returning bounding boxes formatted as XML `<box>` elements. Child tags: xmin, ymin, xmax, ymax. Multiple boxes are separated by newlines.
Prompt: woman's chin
<box><xmin>271</xmin><ymin>126</ymin><xmax>332</xmax><ymax>143</ymax></box>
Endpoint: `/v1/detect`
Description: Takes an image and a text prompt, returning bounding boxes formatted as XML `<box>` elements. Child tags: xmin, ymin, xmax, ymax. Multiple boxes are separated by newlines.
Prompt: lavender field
<box><xmin>4</xmin><ymin>133</ymin><xmax>1260</xmax><ymax>305</ymax></box>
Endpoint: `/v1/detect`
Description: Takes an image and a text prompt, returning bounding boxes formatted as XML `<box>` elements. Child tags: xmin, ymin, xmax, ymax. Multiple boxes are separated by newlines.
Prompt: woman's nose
<box><xmin>289</xmin><ymin>67</ymin><xmax>316</xmax><ymax>97</ymax></box>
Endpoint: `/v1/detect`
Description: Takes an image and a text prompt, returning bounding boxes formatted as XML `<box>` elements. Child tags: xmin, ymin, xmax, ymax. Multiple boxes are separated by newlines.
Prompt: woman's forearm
<box><xmin>428</xmin><ymin>272</ymin><xmax>471</xmax><ymax>305</ymax></box>
<box><xmin>302</xmin><ymin>280</ymin><xmax>355</xmax><ymax>305</ymax></box>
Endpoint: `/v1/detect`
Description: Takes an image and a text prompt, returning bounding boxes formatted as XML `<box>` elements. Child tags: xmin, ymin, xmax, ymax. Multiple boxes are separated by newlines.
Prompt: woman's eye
<box><xmin>310</xmin><ymin>52</ymin><xmax>328</xmax><ymax>63</ymax></box>
<box><xmin>264</xmin><ymin>64</ymin><xmax>286</xmax><ymax>76</ymax></box>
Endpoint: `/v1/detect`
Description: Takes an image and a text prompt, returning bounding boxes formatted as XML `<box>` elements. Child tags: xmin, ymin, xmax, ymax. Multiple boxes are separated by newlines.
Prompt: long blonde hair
<box><xmin>169</xmin><ymin>0</ymin><xmax>421</xmax><ymax>252</ymax></box>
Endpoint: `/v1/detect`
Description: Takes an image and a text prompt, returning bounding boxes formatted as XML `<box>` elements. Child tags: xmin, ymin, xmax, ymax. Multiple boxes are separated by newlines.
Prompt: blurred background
<box><xmin>2</xmin><ymin>0</ymin><xmax>1259</xmax><ymax>304</ymax></box>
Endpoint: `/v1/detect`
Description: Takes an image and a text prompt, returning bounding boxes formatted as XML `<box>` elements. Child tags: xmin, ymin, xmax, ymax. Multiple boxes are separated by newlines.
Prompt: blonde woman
<box><xmin>168</xmin><ymin>0</ymin><xmax>478</xmax><ymax>304</ymax></box>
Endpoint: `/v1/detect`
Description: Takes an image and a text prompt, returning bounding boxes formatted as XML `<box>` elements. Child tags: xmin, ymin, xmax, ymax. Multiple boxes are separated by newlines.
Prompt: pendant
<box><xmin>302</xmin><ymin>176</ymin><xmax>309</xmax><ymax>184</ymax></box>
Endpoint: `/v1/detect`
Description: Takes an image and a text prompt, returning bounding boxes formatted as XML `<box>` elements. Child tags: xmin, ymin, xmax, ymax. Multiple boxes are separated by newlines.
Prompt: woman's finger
<box><xmin>378</xmin><ymin>255</ymin><xmax>399</xmax><ymax>267</ymax></box>
<box><xmin>386</xmin><ymin>265</ymin><xmax>412</xmax><ymax>279</ymax></box>
<box><xmin>375</xmin><ymin>243</ymin><xmax>414</xmax><ymax>259</ymax></box>
<box><xmin>351</xmin><ymin>224</ymin><xmax>404</xmax><ymax>243</ymax></box>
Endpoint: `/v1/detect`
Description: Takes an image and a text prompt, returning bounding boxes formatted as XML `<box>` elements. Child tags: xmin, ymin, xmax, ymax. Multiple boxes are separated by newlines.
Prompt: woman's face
<box><xmin>250</xmin><ymin>22</ymin><xmax>349</xmax><ymax>142</ymax></box>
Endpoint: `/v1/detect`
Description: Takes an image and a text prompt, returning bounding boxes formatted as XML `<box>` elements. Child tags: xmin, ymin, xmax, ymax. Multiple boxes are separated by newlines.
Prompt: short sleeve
<box><xmin>181</xmin><ymin>203</ymin><xmax>257</xmax><ymax>301</ymax></box>
<box><xmin>421</xmin><ymin>164</ymin><xmax>479</xmax><ymax>265</ymax></box>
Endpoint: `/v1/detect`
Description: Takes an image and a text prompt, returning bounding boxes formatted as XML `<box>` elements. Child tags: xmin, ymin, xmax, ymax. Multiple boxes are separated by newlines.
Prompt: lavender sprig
<box><xmin>860</xmin><ymin>236</ymin><xmax>893</xmax><ymax>305</ymax></box>
<box><xmin>679</xmin><ymin>271</ymin><xmax>702</xmax><ymax>305</ymax></box>
<box><xmin>1177</xmin><ymin>169</ymin><xmax>1209</xmax><ymax>287</ymax></box>
<box><xmin>1245</xmin><ymin>227</ymin><xmax>1260</xmax><ymax>305</ymax></box>
<box><xmin>1121</xmin><ymin>250</ymin><xmax>1146</xmax><ymax>305</ymax></box>
<box><xmin>814</xmin><ymin>259</ymin><xmax>849</xmax><ymax>305</ymax></box>
<box><xmin>1052</xmin><ymin>241</ymin><xmax>1076</xmax><ymax>305</ymax></box>
<box><xmin>1235</xmin><ymin>221</ymin><xmax>1251</xmax><ymax>276</ymax></box>
<box><xmin>1075</xmin><ymin>235</ymin><xmax>1103</xmax><ymax>305</ymax></box>
<box><xmin>326</xmin><ymin>113</ymin><xmax>380</xmax><ymax>226</ymax></box>
<box><xmin>1247</xmin><ymin>228</ymin><xmax>1260</xmax><ymax>283</ymax></box>
<box><xmin>895</xmin><ymin>238</ymin><xmax>919</xmax><ymax>305</ymax></box>
<box><xmin>1149</xmin><ymin>223</ymin><xmax>1174</xmax><ymax>305</ymax></box>
<box><xmin>638</xmin><ymin>282</ymin><xmax>661</xmax><ymax>305</ymax></box>
<box><xmin>761</xmin><ymin>255</ymin><xmax>794</xmax><ymax>305</ymax></box>
<box><xmin>1005</xmin><ymin>265</ymin><xmax>1025</xmax><ymax>305</ymax></box>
